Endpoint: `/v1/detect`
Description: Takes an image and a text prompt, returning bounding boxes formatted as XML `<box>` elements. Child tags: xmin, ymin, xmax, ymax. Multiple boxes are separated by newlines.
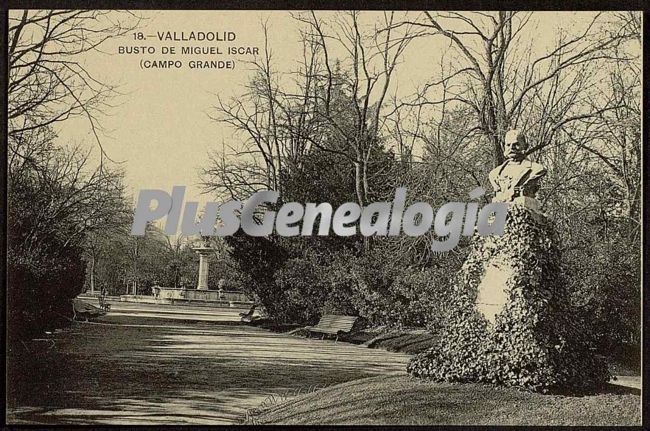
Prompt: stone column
<box><xmin>194</xmin><ymin>247</ymin><xmax>211</xmax><ymax>291</ymax></box>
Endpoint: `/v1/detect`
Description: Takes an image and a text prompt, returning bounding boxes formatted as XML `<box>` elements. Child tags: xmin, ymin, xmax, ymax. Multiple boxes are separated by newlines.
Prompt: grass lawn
<box><xmin>249</xmin><ymin>375</ymin><xmax>641</xmax><ymax>426</ymax></box>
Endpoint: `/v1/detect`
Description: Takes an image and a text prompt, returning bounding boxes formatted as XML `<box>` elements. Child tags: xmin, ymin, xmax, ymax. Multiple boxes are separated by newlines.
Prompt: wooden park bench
<box><xmin>72</xmin><ymin>298</ymin><xmax>107</xmax><ymax>321</ymax></box>
<box><xmin>305</xmin><ymin>314</ymin><xmax>359</xmax><ymax>342</ymax></box>
<box><xmin>239</xmin><ymin>304</ymin><xmax>264</xmax><ymax>323</ymax></box>
<box><xmin>239</xmin><ymin>304</ymin><xmax>255</xmax><ymax>323</ymax></box>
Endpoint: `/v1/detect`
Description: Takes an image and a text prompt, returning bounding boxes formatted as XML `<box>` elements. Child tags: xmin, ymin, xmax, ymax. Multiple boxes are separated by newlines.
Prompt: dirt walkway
<box><xmin>7</xmin><ymin>305</ymin><xmax>409</xmax><ymax>425</ymax></box>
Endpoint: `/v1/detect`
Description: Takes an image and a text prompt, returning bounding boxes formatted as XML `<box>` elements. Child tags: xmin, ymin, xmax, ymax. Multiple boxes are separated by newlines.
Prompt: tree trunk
<box><xmin>354</xmin><ymin>161</ymin><xmax>365</xmax><ymax>206</ymax></box>
<box><xmin>90</xmin><ymin>255</ymin><xmax>95</xmax><ymax>294</ymax></box>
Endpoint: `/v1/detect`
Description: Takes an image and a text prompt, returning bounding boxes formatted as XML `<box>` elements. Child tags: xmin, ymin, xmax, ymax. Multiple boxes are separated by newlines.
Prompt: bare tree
<box><xmin>8</xmin><ymin>10</ymin><xmax>140</xmax><ymax>163</ymax></box>
<box><xmin>289</xmin><ymin>11</ymin><xmax>417</xmax><ymax>206</ymax></box>
<box><xmin>203</xmin><ymin>12</ymin><xmax>417</xmax><ymax>207</ymax></box>
<box><xmin>541</xmin><ymin>12</ymin><xmax>641</xmax><ymax>232</ymax></box>
<box><xmin>388</xmin><ymin>11</ymin><xmax>637</xmax><ymax>166</ymax></box>
<box><xmin>9</xmin><ymin>140</ymin><xmax>129</xmax><ymax>256</ymax></box>
<box><xmin>203</xmin><ymin>20</ymin><xmax>301</xmax><ymax>200</ymax></box>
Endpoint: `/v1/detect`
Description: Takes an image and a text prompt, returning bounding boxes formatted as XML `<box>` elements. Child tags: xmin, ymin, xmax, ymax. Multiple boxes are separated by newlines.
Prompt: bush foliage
<box><xmin>226</xmin><ymin>233</ymin><xmax>456</xmax><ymax>329</ymax></box>
<box><xmin>407</xmin><ymin>205</ymin><xmax>610</xmax><ymax>393</ymax></box>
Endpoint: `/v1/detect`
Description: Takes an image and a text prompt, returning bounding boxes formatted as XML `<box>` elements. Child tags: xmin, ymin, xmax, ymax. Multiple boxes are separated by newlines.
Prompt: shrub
<box><xmin>391</xmin><ymin>268</ymin><xmax>454</xmax><ymax>331</ymax></box>
<box><xmin>273</xmin><ymin>255</ymin><xmax>329</xmax><ymax>323</ymax></box>
<box><xmin>565</xmin><ymin>237</ymin><xmax>640</xmax><ymax>353</ymax></box>
<box><xmin>322</xmin><ymin>250</ymin><xmax>453</xmax><ymax>329</ymax></box>
<box><xmin>226</xmin><ymin>231</ymin><xmax>455</xmax><ymax>329</ymax></box>
<box><xmin>320</xmin><ymin>255</ymin><xmax>360</xmax><ymax>317</ymax></box>
<box><xmin>224</xmin><ymin>231</ymin><xmax>290</xmax><ymax>322</ymax></box>
<box><xmin>8</xmin><ymin>245</ymin><xmax>85</xmax><ymax>341</ymax></box>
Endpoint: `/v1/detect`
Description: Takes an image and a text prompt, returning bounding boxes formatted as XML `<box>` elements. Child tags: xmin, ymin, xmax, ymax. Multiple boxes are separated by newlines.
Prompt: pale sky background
<box><xmin>49</xmin><ymin>10</ymin><xmax>610</xmax><ymax>207</ymax></box>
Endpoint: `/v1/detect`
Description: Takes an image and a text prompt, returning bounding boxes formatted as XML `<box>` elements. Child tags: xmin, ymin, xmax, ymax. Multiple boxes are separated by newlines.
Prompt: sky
<box><xmin>56</xmin><ymin>11</ymin><xmax>302</xmax><ymax>206</ymax></box>
<box><xmin>47</xmin><ymin>10</ymin><xmax>611</xmax><ymax>207</ymax></box>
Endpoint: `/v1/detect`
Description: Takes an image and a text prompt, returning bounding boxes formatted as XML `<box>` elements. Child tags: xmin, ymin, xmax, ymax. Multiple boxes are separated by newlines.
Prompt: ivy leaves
<box><xmin>407</xmin><ymin>205</ymin><xmax>610</xmax><ymax>394</ymax></box>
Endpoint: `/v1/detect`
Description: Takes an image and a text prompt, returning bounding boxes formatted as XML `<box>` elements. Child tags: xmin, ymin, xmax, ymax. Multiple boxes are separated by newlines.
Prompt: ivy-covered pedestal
<box><xmin>407</xmin><ymin>203</ymin><xmax>610</xmax><ymax>393</ymax></box>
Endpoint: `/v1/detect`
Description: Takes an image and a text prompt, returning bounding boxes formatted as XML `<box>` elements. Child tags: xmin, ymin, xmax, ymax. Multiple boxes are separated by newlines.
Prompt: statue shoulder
<box><xmin>489</xmin><ymin>162</ymin><xmax>506</xmax><ymax>180</ymax></box>
<box><xmin>528</xmin><ymin>160</ymin><xmax>547</xmax><ymax>176</ymax></box>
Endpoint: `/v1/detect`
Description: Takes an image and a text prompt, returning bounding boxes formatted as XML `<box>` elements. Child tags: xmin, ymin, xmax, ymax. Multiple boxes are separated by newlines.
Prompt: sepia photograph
<box><xmin>4</xmin><ymin>7</ymin><xmax>644</xmax><ymax>426</ymax></box>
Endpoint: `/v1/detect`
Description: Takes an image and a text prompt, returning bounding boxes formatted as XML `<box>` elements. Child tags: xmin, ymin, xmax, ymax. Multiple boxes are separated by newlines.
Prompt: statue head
<box><xmin>504</xmin><ymin>129</ymin><xmax>527</xmax><ymax>162</ymax></box>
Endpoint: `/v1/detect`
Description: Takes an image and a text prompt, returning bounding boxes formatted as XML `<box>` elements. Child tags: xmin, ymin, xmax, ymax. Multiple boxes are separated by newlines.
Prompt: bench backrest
<box><xmin>313</xmin><ymin>314</ymin><xmax>358</xmax><ymax>333</ymax></box>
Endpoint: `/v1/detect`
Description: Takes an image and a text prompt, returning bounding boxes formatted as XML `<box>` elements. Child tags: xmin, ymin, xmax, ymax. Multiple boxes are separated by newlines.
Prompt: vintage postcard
<box><xmin>5</xmin><ymin>7</ymin><xmax>644</xmax><ymax>426</ymax></box>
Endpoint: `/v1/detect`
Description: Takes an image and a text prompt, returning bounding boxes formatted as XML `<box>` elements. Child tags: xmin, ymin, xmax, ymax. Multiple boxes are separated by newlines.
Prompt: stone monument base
<box><xmin>155</xmin><ymin>288</ymin><xmax>250</xmax><ymax>303</ymax></box>
<box><xmin>118</xmin><ymin>288</ymin><xmax>253</xmax><ymax>308</ymax></box>
<box><xmin>407</xmin><ymin>204</ymin><xmax>610</xmax><ymax>393</ymax></box>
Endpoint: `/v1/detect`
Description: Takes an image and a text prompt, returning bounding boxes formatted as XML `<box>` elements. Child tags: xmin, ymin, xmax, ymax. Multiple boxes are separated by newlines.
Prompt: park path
<box><xmin>7</xmin><ymin>303</ymin><xmax>409</xmax><ymax>425</ymax></box>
